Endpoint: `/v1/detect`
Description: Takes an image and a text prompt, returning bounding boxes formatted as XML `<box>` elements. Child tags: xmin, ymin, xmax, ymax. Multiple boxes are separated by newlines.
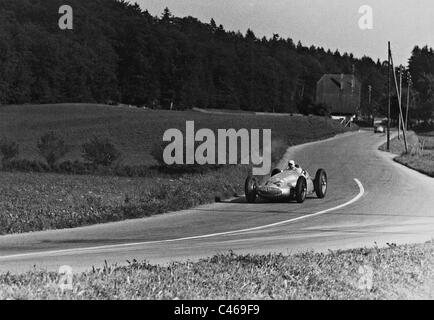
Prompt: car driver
<box><xmin>288</xmin><ymin>160</ymin><xmax>303</xmax><ymax>174</ymax></box>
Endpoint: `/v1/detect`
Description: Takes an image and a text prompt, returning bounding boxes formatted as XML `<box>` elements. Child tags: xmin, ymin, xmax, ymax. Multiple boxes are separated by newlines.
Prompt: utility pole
<box><xmin>398</xmin><ymin>66</ymin><xmax>403</xmax><ymax>140</ymax></box>
<box><xmin>352</xmin><ymin>64</ymin><xmax>356</xmax><ymax>117</ymax></box>
<box><xmin>390</xmin><ymin>48</ymin><xmax>409</xmax><ymax>153</ymax></box>
<box><xmin>406</xmin><ymin>73</ymin><xmax>412</xmax><ymax>131</ymax></box>
<box><xmin>368</xmin><ymin>85</ymin><xmax>373</xmax><ymax>126</ymax></box>
<box><xmin>387</xmin><ymin>42</ymin><xmax>391</xmax><ymax>151</ymax></box>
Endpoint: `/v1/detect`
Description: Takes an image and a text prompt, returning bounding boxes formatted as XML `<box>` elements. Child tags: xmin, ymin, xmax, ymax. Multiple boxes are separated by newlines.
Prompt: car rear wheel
<box><xmin>295</xmin><ymin>176</ymin><xmax>307</xmax><ymax>203</ymax></box>
<box><xmin>245</xmin><ymin>176</ymin><xmax>258</xmax><ymax>203</ymax></box>
<box><xmin>314</xmin><ymin>169</ymin><xmax>327</xmax><ymax>198</ymax></box>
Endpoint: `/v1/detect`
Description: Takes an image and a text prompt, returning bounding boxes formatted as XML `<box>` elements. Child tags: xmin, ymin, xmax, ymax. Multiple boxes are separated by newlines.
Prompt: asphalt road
<box><xmin>0</xmin><ymin>129</ymin><xmax>433</xmax><ymax>273</ymax></box>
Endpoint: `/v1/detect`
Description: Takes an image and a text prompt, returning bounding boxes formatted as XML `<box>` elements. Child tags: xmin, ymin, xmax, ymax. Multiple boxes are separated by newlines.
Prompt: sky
<box><xmin>136</xmin><ymin>0</ymin><xmax>434</xmax><ymax>66</ymax></box>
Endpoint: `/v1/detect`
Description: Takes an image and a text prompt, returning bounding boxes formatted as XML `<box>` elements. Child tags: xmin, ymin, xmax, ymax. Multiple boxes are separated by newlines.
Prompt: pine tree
<box><xmin>162</xmin><ymin>7</ymin><xmax>172</xmax><ymax>23</ymax></box>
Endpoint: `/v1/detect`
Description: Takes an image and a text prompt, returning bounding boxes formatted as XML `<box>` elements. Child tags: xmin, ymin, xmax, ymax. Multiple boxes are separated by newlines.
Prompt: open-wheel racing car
<box><xmin>244</xmin><ymin>165</ymin><xmax>327</xmax><ymax>204</ymax></box>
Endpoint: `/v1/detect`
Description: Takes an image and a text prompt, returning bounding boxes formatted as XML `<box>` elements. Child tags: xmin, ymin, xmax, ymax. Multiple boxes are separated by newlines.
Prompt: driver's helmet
<box><xmin>288</xmin><ymin>160</ymin><xmax>295</xmax><ymax>170</ymax></box>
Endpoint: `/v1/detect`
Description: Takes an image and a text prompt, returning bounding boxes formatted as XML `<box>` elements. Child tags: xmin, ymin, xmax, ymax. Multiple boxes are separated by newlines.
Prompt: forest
<box><xmin>0</xmin><ymin>0</ymin><xmax>432</xmax><ymax>120</ymax></box>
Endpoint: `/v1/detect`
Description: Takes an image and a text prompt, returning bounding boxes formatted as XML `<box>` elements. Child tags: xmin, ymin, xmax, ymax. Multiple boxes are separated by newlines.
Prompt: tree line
<box><xmin>0</xmin><ymin>0</ymin><xmax>432</xmax><ymax>121</ymax></box>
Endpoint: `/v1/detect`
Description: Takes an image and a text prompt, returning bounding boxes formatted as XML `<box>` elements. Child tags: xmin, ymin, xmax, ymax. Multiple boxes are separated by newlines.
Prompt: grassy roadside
<box><xmin>0</xmin><ymin>167</ymin><xmax>248</xmax><ymax>235</ymax></box>
<box><xmin>379</xmin><ymin>131</ymin><xmax>434</xmax><ymax>177</ymax></box>
<box><xmin>396</xmin><ymin>153</ymin><xmax>434</xmax><ymax>177</ymax></box>
<box><xmin>1</xmin><ymin>242</ymin><xmax>433</xmax><ymax>299</ymax></box>
<box><xmin>0</xmin><ymin>105</ymin><xmax>355</xmax><ymax>235</ymax></box>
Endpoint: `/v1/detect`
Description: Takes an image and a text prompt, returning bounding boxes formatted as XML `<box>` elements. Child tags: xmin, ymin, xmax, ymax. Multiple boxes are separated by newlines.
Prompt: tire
<box><xmin>271</xmin><ymin>168</ymin><xmax>282</xmax><ymax>177</ymax></box>
<box><xmin>245</xmin><ymin>176</ymin><xmax>258</xmax><ymax>203</ymax></box>
<box><xmin>295</xmin><ymin>176</ymin><xmax>307</xmax><ymax>203</ymax></box>
<box><xmin>314</xmin><ymin>169</ymin><xmax>327</xmax><ymax>199</ymax></box>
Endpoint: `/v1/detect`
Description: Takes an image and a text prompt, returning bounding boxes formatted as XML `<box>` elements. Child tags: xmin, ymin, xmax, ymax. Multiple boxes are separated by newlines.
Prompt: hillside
<box><xmin>0</xmin><ymin>103</ymin><xmax>355</xmax><ymax>234</ymax></box>
<box><xmin>0</xmin><ymin>0</ymin><xmax>388</xmax><ymax>115</ymax></box>
<box><xmin>0</xmin><ymin>103</ymin><xmax>351</xmax><ymax>166</ymax></box>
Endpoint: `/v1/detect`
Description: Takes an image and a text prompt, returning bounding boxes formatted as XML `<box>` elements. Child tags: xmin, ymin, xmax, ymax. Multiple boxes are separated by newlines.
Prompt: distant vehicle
<box><xmin>374</xmin><ymin>118</ymin><xmax>387</xmax><ymax>133</ymax></box>
<box><xmin>374</xmin><ymin>124</ymin><xmax>385</xmax><ymax>133</ymax></box>
<box><xmin>244</xmin><ymin>166</ymin><xmax>327</xmax><ymax>204</ymax></box>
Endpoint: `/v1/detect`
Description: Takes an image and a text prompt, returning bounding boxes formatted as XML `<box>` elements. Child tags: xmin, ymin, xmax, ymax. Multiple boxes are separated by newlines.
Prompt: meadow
<box><xmin>380</xmin><ymin>130</ymin><xmax>434</xmax><ymax>177</ymax></box>
<box><xmin>396</xmin><ymin>133</ymin><xmax>434</xmax><ymax>177</ymax></box>
<box><xmin>0</xmin><ymin>242</ymin><xmax>432</xmax><ymax>299</ymax></box>
<box><xmin>0</xmin><ymin>104</ymin><xmax>353</xmax><ymax>234</ymax></box>
<box><xmin>0</xmin><ymin>104</ymin><xmax>343</xmax><ymax>166</ymax></box>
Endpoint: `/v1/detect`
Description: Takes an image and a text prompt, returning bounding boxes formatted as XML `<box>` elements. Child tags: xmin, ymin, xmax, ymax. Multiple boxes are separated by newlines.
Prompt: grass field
<box><xmin>1</xmin><ymin>242</ymin><xmax>433</xmax><ymax>299</ymax></box>
<box><xmin>379</xmin><ymin>131</ymin><xmax>434</xmax><ymax>177</ymax></box>
<box><xmin>378</xmin><ymin>131</ymin><xmax>420</xmax><ymax>154</ymax></box>
<box><xmin>0</xmin><ymin>167</ymin><xmax>248</xmax><ymax>234</ymax></box>
<box><xmin>420</xmin><ymin>132</ymin><xmax>434</xmax><ymax>150</ymax></box>
<box><xmin>0</xmin><ymin>104</ymin><xmax>354</xmax><ymax>235</ymax></box>
<box><xmin>0</xmin><ymin>104</ymin><xmax>345</xmax><ymax>166</ymax></box>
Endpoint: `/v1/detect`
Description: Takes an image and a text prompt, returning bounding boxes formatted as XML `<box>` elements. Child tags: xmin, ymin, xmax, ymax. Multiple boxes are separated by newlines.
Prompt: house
<box><xmin>316</xmin><ymin>74</ymin><xmax>361</xmax><ymax>116</ymax></box>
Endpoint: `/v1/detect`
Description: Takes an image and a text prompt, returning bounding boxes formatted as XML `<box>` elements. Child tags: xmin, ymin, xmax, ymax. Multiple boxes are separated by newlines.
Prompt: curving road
<box><xmin>0</xmin><ymin>129</ymin><xmax>433</xmax><ymax>273</ymax></box>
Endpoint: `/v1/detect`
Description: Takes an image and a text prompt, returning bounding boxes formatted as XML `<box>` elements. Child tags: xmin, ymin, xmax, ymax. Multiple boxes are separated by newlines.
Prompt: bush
<box><xmin>297</xmin><ymin>97</ymin><xmax>314</xmax><ymax>116</ymax></box>
<box><xmin>82</xmin><ymin>136</ymin><xmax>121</xmax><ymax>166</ymax></box>
<box><xmin>151</xmin><ymin>140</ymin><xmax>166</xmax><ymax>167</ymax></box>
<box><xmin>151</xmin><ymin>140</ymin><xmax>222</xmax><ymax>174</ymax></box>
<box><xmin>413</xmin><ymin>121</ymin><xmax>434</xmax><ymax>133</ymax></box>
<box><xmin>2</xmin><ymin>159</ymin><xmax>50</xmax><ymax>172</ymax></box>
<box><xmin>313</xmin><ymin>103</ymin><xmax>331</xmax><ymax>117</ymax></box>
<box><xmin>37</xmin><ymin>132</ymin><xmax>69</xmax><ymax>167</ymax></box>
<box><xmin>297</xmin><ymin>97</ymin><xmax>331</xmax><ymax>117</ymax></box>
<box><xmin>0</xmin><ymin>138</ymin><xmax>19</xmax><ymax>164</ymax></box>
<box><xmin>53</xmin><ymin>160</ymin><xmax>94</xmax><ymax>175</ymax></box>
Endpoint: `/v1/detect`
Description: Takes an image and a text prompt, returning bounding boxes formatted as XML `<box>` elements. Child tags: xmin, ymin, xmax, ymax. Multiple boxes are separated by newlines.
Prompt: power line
<box><xmin>389</xmin><ymin>44</ymin><xmax>409</xmax><ymax>153</ymax></box>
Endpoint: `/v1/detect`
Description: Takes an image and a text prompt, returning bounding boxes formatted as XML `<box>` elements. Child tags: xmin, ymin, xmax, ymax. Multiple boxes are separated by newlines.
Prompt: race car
<box><xmin>374</xmin><ymin>119</ymin><xmax>387</xmax><ymax>133</ymax></box>
<box><xmin>374</xmin><ymin>124</ymin><xmax>385</xmax><ymax>133</ymax></box>
<box><xmin>244</xmin><ymin>166</ymin><xmax>327</xmax><ymax>204</ymax></box>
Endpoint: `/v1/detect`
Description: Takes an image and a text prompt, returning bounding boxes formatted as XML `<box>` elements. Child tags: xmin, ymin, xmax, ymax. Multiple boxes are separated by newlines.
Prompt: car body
<box><xmin>374</xmin><ymin>118</ymin><xmax>388</xmax><ymax>133</ymax></box>
<box><xmin>245</xmin><ymin>166</ymin><xmax>327</xmax><ymax>203</ymax></box>
<box><xmin>374</xmin><ymin>125</ymin><xmax>385</xmax><ymax>133</ymax></box>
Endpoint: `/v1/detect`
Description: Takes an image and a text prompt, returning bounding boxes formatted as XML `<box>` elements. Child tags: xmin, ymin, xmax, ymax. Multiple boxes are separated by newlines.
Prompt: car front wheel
<box><xmin>295</xmin><ymin>176</ymin><xmax>307</xmax><ymax>203</ymax></box>
<box><xmin>245</xmin><ymin>176</ymin><xmax>258</xmax><ymax>203</ymax></box>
